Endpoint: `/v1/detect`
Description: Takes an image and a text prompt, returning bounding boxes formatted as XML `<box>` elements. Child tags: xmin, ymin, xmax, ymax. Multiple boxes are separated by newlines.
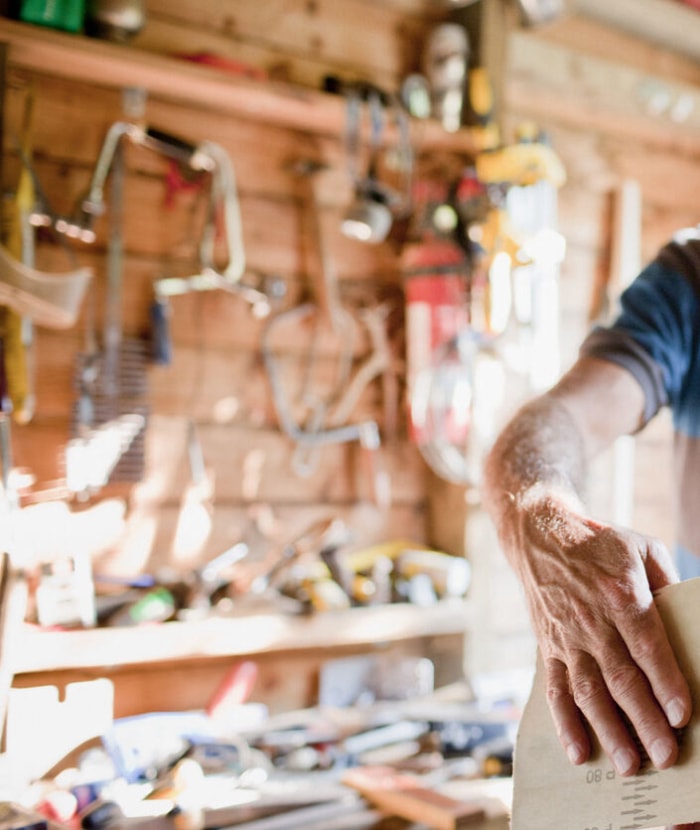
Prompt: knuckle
<box><xmin>603</xmin><ymin>663</ymin><xmax>641</xmax><ymax>701</ymax></box>
<box><xmin>570</xmin><ymin>675</ymin><xmax>606</xmax><ymax>709</ymax></box>
<box><xmin>545</xmin><ymin>682</ymin><xmax>571</xmax><ymax>707</ymax></box>
<box><xmin>600</xmin><ymin>576</ymin><xmax>637</xmax><ymax>615</ymax></box>
<box><xmin>627</xmin><ymin>629</ymin><xmax>662</xmax><ymax>662</ymax></box>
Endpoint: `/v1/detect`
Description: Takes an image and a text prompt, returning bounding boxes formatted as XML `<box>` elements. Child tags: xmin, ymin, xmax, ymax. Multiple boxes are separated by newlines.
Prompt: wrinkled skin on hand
<box><xmin>514</xmin><ymin>492</ymin><xmax>692</xmax><ymax>777</ymax></box>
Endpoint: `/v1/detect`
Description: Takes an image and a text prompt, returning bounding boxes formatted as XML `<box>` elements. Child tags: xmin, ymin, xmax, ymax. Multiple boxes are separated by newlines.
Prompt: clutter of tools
<box><xmin>2</xmin><ymin>665</ymin><xmax>518</xmax><ymax>830</ymax></box>
<box><xmin>28</xmin><ymin>515</ymin><xmax>472</xmax><ymax>630</ymax></box>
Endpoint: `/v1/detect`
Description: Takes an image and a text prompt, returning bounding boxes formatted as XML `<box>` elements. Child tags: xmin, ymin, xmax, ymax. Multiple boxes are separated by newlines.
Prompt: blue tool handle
<box><xmin>0</xmin><ymin>337</ymin><xmax>10</xmax><ymax>414</ymax></box>
<box><xmin>149</xmin><ymin>296</ymin><xmax>172</xmax><ymax>365</ymax></box>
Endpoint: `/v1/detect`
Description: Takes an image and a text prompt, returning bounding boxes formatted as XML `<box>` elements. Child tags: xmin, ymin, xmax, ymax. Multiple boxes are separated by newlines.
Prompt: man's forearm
<box><xmin>482</xmin><ymin>395</ymin><xmax>589</xmax><ymax>555</ymax></box>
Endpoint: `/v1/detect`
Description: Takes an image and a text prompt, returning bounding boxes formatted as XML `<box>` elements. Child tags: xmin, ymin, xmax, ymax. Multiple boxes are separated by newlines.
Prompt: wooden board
<box><xmin>343</xmin><ymin>765</ymin><xmax>486</xmax><ymax>829</ymax></box>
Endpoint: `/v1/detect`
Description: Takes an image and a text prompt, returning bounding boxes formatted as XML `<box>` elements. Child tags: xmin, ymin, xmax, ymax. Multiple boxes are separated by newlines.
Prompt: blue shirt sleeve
<box><xmin>579</xmin><ymin>259</ymin><xmax>700</xmax><ymax>426</ymax></box>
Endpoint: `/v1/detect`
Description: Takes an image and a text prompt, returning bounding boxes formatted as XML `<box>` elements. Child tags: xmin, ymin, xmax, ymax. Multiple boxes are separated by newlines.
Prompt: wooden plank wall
<box><xmin>2</xmin><ymin>0</ymin><xmax>457</xmax><ymax>583</ymax></box>
<box><xmin>4</xmin><ymin>0</ymin><xmax>699</xmax><ymax>593</ymax></box>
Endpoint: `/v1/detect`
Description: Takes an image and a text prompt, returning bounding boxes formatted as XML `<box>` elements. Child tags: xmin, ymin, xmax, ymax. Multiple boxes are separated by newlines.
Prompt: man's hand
<box><xmin>482</xmin><ymin>356</ymin><xmax>694</xmax><ymax>776</ymax></box>
<box><xmin>515</xmin><ymin>493</ymin><xmax>692</xmax><ymax>776</ymax></box>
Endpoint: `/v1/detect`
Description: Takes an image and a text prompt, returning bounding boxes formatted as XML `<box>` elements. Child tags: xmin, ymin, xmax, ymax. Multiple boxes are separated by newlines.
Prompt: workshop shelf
<box><xmin>14</xmin><ymin>600</ymin><xmax>473</xmax><ymax>674</ymax></box>
<box><xmin>0</xmin><ymin>17</ymin><xmax>495</xmax><ymax>152</ymax></box>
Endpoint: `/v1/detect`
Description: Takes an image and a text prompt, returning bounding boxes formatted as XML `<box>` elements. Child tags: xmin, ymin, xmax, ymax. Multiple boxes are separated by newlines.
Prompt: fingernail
<box><xmin>566</xmin><ymin>742</ymin><xmax>585</xmax><ymax>765</ymax></box>
<box><xmin>612</xmin><ymin>747</ymin><xmax>637</xmax><ymax>776</ymax></box>
<box><xmin>666</xmin><ymin>697</ymin><xmax>687</xmax><ymax>728</ymax></box>
<box><xmin>650</xmin><ymin>738</ymin><xmax>674</xmax><ymax>769</ymax></box>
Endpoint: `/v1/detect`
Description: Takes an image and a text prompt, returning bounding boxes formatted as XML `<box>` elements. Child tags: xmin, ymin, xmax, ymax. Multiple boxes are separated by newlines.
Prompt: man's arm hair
<box><xmin>482</xmin><ymin>356</ymin><xmax>648</xmax><ymax>547</ymax></box>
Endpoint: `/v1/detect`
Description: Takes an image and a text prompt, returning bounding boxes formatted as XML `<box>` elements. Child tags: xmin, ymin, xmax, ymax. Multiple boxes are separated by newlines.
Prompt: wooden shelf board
<box><xmin>14</xmin><ymin>600</ymin><xmax>471</xmax><ymax>674</ymax></box>
<box><xmin>0</xmin><ymin>18</ymin><xmax>490</xmax><ymax>152</ymax></box>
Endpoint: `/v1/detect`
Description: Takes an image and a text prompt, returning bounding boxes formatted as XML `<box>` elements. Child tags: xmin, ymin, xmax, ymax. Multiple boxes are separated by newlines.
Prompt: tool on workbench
<box><xmin>206</xmin><ymin>660</ymin><xmax>259</xmax><ymax>720</ymax></box>
<box><xmin>204</xmin><ymin>796</ymin><xmax>379</xmax><ymax>830</ymax></box>
<box><xmin>249</xmin><ymin>517</ymin><xmax>344</xmax><ymax>598</ymax></box>
<box><xmin>343</xmin><ymin>764</ymin><xmax>486</xmax><ymax>829</ymax></box>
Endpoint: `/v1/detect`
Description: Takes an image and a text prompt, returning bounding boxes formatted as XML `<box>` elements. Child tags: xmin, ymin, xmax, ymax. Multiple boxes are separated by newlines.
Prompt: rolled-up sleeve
<box><xmin>579</xmin><ymin>259</ymin><xmax>700</xmax><ymax>428</ymax></box>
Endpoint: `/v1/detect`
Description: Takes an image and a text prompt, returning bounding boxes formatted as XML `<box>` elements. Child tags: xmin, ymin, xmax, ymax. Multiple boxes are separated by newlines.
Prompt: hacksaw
<box><xmin>511</xmin><ymin>576</ymin><xmax>700</xmax><ymax>830</ymax></box>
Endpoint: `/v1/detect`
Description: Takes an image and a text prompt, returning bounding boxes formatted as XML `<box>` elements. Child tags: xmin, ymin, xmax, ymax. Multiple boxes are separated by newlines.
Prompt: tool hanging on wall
<box><xmin>0</xmin><ymin>84</ymin><xmax>91</xmax><ymax>337</ymax></box>
<box><xmin>405</xmin><ymin>126</ymin><xmax>568</xmax><ymax>487</ymax></box>
<box><xmin>57</xmin><ymin>121</ymin><xmax>284</xmax><ymax>365</ymax></box>
<box><xmin>422</xmin><ymin>21</ymin><xmax>469</xmax><ymax>133</ymax></box>
<box><xmin>152</xmin><ymin>137</ymin><xmax>286</xmax><ymax>335</ymax></box>
<box><xmin>262</xmin><ymin>159</ymin><xmax>391</xmax><ymax>508</ymax></box>
<box><xmin>340</xmin><ymin>86</ymin><xmax>413</xmax><ymax>245</ymax></box>
<box><xmin>52</xmin><ymin>122</ymin><xmax>284</xmax><ymax>321</ymax></box>
<box><xmin>401</xmin><ymin>227</ymin><xmax>474</xmax><ymax>484</ymax></box>
<box><xmin>0</xmin><ymin>244</ymin><xmax>92</xmax><ymax>329</ymax></box>
<box><xmin>0</xmin><ymin>179</ymin><xmax>29</xmax><ymax>739</ymax></box>
<box><xmin>263</xmin><ymin>160</ymin><xmax>357</xmax><ymax>469</ymax></box>
<box><xmin>63</xmin><ymin>116</ymin><xmax>286</xmax><ymax>491</ymax></box>
<box><xmin>65</xmin><ymin>117</ymin><xmax>150</xmax><ymax>494</ymax></box>
<box><xmin>2</xmin><ymin>82</ymin><xmax>37</xmax><ymax>425</ymax></box>
<box><xmin>0</xmin><ymin>79</ymin><xmax>92</xmax><ymax>435</ymax></box>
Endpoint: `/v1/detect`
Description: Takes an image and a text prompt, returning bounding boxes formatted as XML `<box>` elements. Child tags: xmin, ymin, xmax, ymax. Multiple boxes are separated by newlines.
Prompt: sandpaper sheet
<box><xmin>512</xmin><ymin>576</ymin><xmax>700</xmax><ymax>830</ymax></box>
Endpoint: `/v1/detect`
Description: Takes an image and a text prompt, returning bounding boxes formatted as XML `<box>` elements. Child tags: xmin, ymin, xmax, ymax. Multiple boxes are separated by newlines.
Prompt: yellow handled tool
<box><xmin>2</xmin><ymin>84</ymin><xmax>36</xmax><ymax>422</ymax></box>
